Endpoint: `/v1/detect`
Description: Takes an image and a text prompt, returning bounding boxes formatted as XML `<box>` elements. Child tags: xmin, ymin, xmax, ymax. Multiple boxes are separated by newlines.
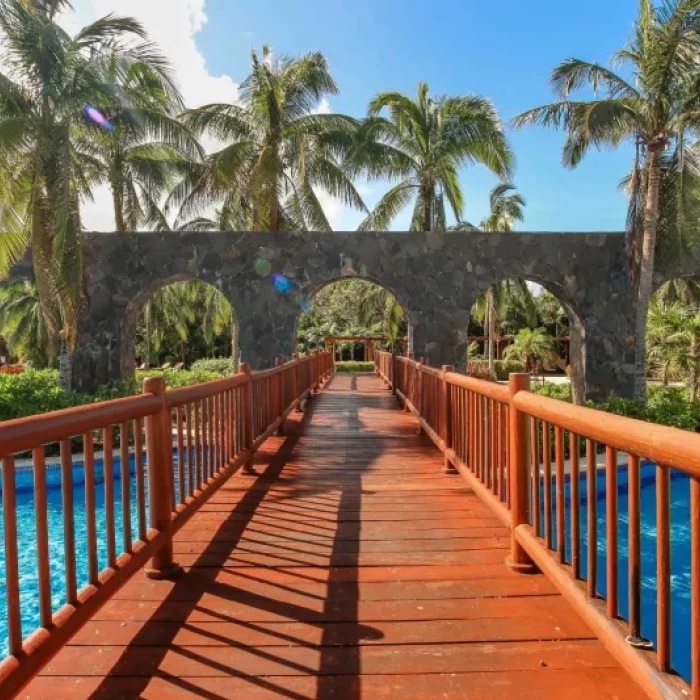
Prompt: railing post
<box><xmin>143</xmin><ymin>377</ymin><xmax>182</xmax><ymax>580</ymax></box>
<box><xmin>506</xmin><ymin>373</ymin><xmax>537</xmax><ymax>573</ymax></box>
<box><xmin>442</xmin><ymin>365</ymin><xmax>456</xmax><ymax>474</ymax></box>
<box><xmin>240</xmin><ymin>363</ymin><xmax>256</xmax><ymax>474</ymax></box>
<box><xmin>391</xmin><ymin>351</ymin><xmax>398</xmax><ymax>396</ymax></box>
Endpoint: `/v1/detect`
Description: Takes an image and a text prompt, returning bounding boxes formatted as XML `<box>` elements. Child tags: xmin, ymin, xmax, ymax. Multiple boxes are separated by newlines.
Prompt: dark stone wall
<box><xmin>61</xmin><ymin>230</ymin><xmax>638</xmax><ymax>399</ymax></box>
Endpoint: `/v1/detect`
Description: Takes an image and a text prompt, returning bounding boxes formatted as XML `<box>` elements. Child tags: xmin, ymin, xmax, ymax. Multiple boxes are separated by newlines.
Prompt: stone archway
<box><xmin>10</xmin><ymin>229</ymin><xmax>666</xmax><ymax>398</ymax></box>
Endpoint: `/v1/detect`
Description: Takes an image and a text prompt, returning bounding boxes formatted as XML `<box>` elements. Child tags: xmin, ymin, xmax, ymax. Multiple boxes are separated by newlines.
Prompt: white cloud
<box><xmin>63</xmin><ymin>0</ymin><xmax>239</xmax><ymax>230</ymax></box>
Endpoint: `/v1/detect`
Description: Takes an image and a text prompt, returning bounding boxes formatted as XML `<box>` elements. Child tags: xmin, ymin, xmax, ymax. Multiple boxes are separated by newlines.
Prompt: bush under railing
<box><xmin>374</xmin><ymin>348</ymin><xmax>695</xmax><ymax>700</ymax></box>
<box><xmin>0</xmin><ymin>351</ymin><xmax>333</xmax><ymax>698</ymax></box>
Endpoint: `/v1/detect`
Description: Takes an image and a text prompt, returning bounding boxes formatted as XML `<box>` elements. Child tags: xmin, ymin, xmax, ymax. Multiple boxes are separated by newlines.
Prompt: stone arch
<box><xmin>467</xmin><ymin>274</ymin><xmax>587</xmax><ymax>402</ymax></box>
<box><xmin>294</xmin><ymin>274</ymin><xmax>413</xmax><ymax>356</ymax></box>
<box><xmin>120</xmin><ymin>275</ymin><xmax>239</xmax><ymax>377</ymax></box>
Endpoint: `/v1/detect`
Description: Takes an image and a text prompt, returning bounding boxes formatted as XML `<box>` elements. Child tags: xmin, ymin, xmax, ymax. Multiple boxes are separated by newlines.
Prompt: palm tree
<box><xmin>470</xmin><ymin>184</ymin><xmax>531</xmax><ymax>373</ymax></box>
<box><xmin>504</xmin><ymin>327</ymin><xmax>557</xmax><ymax>379</ymax></box>
<box><xmin>513</xmin><ymin>0</ymin><xmax>700</xmax><ymax>401</ymax></box>
<box><xmin>353</xmin><ymin>82</ymin><xmax>512</xmax><ymax>231</ymax></box>
<box><xmin>85</xmin><ymin>53</ymin><xmax>204</xmax><ymax>232</ymax></box>
<box><xmin>667</xmin><ymin>303</ymin><xmax>700</xmax><ymax>401</ymax></box>
<box><xmin>0</xmin><ymin>0</ymin><xmax>162</xmax><ymax>387</ymax></box>
<box><xmin>172</xmin><ymin>45</ymin><xmax>366</xmax><ymax>231</ymax></box>
<box><xmin>197</xmin><ymin>284</ymin><xmax>238</xmax><ymax>371</ymax></box>
<box><xmin>646</xmin><ymin>295</ymin><xmax>685</xmax><ymax>385</ymax></box>
<box><xmin>0</xmin><ymin>281</ymin><xmax>48</xmax><ymax>366</ymax></box>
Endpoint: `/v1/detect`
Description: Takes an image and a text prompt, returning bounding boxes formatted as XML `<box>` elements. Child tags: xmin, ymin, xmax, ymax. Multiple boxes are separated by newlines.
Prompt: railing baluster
<box><xmin>555</xmin><ymin>426</ymin><xmax>565</xmax><ymax>563</ymax></box>
<box><xmin>134</xmin><ymin>420</ymin><xmax>147</xmax><ymax>543</ymax></box>
<box><xmin>2</xmin><ymin>456</ymin><xmax>22</xmax><ymax>655</ymax></box>
<box><xmin>570</xmin><ymin>432</ymin><xmax>580</xmax><ymax>580</ymax></box>
<box><xmin>657</xmin><ymin>463</ymin><xmax>671</xmax><ymax>671</ymax></box>
<box><xmin>33</xmin><ymin>448</ymin><xmax>53</xmax><ymax>624</ymax></box>
<box><xmin>543</xmin><ymin>421</ymin><xmax>552</xmax><ymax>550</ymax></box>
<box><xmin>186</xmin><ymin>403</ymin><xmax>194</xmax><ymax>497</ymax></box>
<box><xmin>691</xmin><ymin>475</ymin><xmax>700</xmax><ymax>697</ymax></box>
<box><xmin>606</xmin><ymin>445</ymin><xmax>618</xmax><ymax>618</ymax></box>
<box><xmin>531</xmin><ymin>418</ymin><xmax>540</xmax><ymax>536</ymax></box>
<box><xmin>60</xmin><ymin>439</ymin><xmax>77</xmax><ymax>604</ymax></box>
<box><xmin>202</xmin><ymin>398</ymin><xmax>209</xmax><ymax>482</ymax></box>
<box><xmin>194</xmin><ymin>401</ymin><xmax>202</xmax><ymax>489</ymax></box>
<box><xmin>586</xmin><ymin>439</ymin><xmax>597</xmax><ymax>598</ymax></box>
<box><xmin>176</xmin><ymin>407</ymin><xmax>185</xmax><ymax>504</ymax></box>
<box><xmin>103</xmin><ymin>427</ymin><xmax>116</xmax><ymax>569</ymax></box>
<box><xmin>82</xmin><ymin>436</ymin><xmax>98</xmax><ymax>584</ymax></box>
<box><xmin>625</xmin><ymin>453</ymin><xmax>641</xmax><ymax>643</ymax></box>
<box><xmin>120</xmin><ymin>423</ymin><xmax>132</xmax><ymax>554</ymax></box>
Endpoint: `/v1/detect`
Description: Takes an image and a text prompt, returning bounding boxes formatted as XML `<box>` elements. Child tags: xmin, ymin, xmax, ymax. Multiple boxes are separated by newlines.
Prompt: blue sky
<box><xmin>197</xmin><ymin>0</ymin><xmax>641</xmax><ymax>231</ymax></box>
<box><xmin>71</xmin><ymin>0</ymin><xmax>642</xmax><ymax>232</ymax></box>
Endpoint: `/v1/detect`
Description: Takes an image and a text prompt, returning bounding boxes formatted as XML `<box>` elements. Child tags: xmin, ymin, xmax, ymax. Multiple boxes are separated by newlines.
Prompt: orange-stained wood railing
<box><xmin>0</xmin><ymin>351</ymin><xmax>333</xmax><ymax>698</ymax></box>
<box><xmin>374</xmin><ymin>348</ymin><xmax>694</xmax><ymax>700</ymax></box>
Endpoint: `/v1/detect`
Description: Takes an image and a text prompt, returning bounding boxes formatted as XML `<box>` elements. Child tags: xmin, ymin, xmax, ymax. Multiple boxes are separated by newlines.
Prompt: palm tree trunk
<box><xmin>270</xmin><ymin>195</ymin><xmax>280</xmax><ymax>232</ymax></box>
<box><xmin>633</xmin><ymin>143</ymin><xmax>663</xmax><ymax>402</ymax></box>
<box><xmin>58</xmin><ymin>339</ymin><xmax>73</xmax><ymax>392</ymax></box>
<box><xmin>662</xmin><ymin>363</ymin><xmax>669</xmax><ymax>386</ymax></box>
<box><xmin>144</xmin><ymin>305</ymin><xmax>151</xmax><ymax>369</ymax></box>
<box><xmin>487</xmin><ymin>293</ymin><xmax>496</xmax><ymax>374</ymax></box>
<box><xmin>113</xmin><ymin>189</ymin><xmax>127</xmax><ymax>232</ymax></box>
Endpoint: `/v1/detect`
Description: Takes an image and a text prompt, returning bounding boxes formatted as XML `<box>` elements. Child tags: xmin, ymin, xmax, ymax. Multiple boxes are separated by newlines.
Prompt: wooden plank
<box><xmin>19</xmin><ymin>670</ymin><xmax>646</xmax><ymax>699</ymax></box>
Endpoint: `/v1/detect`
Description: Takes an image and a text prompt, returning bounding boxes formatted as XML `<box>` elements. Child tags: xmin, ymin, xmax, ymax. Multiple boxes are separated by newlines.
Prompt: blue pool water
<box><xmin>0</xmin><ymin>457</ymin><xmax>693</xmax><ymax>682</ymax></box>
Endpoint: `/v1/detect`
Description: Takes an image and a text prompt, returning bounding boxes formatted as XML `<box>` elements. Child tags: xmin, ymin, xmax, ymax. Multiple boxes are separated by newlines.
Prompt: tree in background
<box><xmin>173</xmin><ymin>45</ymin><xmax>366</xmax><ymax>231</ymax></box>
<box><xmin>513</xmin><ymin>0</ymin><xmax>700</xmax><ymax>401</ymax></box>
<box><xmin>0</xmin><ymin>0</ymin><xmax>187</xmax><ymax>388</ymax></box>
<box><xmin>297</xmin><ymin>280</ymin><xmax>407</xmax><ymax>355</ymax></box>
<box><xmin>0</xmin><ymin>281</ymin><xmax>48</xmax><ymax>367</ymax></box>
<box><xmin>354</xmin><ymin>82</ymin><xmax>512</xmax><ymax>231</ymax></box>
<box><xmin>470</xmin><ymin>184</ymin><xmax>530</xmax><ymax>372</ymax></box>
<box><xmin>504</xmin><ymin>327</ymin><xmax>557</xmax><ymax>380</ymax></box>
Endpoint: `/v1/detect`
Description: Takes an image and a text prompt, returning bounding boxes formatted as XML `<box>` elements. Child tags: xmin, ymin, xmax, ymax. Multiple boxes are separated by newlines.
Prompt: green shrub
<box><xmin>335</xmin><ymin>361</ymin><xmax>375</xmax><ymax>373</ymax></box>
<box><xmin>531</xmin><ymin>382</ymin><xmax>572</xmax><ymax>401</ymax></box>
<box><xmin>468</xmin><ymin>359</ymin><xmax>526</xmax><ymax>381</ymax></box>
<box><xmin>465</xmin><ymin>363</ymin><xmax>497</xmax><ymax>382</ymax></box>
<box><xmin>191</xmin><ymin>358</ymin><xmax>233</xmax><ymax>374</ymax></box>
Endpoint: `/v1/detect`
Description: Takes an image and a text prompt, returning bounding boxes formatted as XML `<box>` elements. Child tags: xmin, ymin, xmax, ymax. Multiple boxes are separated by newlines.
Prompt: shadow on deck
<box><xmin>23</xmin><ymin>374</ymin><xmax>640</xmax><ymax>699</ymax></box>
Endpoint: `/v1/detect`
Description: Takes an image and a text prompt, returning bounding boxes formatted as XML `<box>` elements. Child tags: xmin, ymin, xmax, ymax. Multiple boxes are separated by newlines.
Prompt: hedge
<box><xmin>191</xmin><ymin>358</ymin><xmax>233</xmax><ymax>374</ymax></box>
<box><xmin>335</xmin><ymin>361</ymin><xmax>375</xmax><ymax>373</ymax></box>
<box><xmin>468</xmin><ymin>359</ymin><xmax>526</xmax><ymax>381</ymax></box>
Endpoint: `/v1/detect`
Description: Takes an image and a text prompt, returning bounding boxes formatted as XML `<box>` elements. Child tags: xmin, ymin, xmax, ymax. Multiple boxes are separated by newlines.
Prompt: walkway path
<box><xmin>24</xmin><ymin>374</ymin><xmax>639</xmax><ymax>699</ymax></box>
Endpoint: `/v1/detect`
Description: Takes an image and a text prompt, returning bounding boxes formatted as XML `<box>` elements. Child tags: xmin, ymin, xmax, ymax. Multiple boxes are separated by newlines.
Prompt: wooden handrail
<box><xmin>0</xmin><ymin>394</ymin><xmax>161</xmax><ymax>458</ymax></box>
<box><xmin>0</xmin><ymin>350</ymin><xmax>334</xmax><ymax>699</ymax></box>
<box><xmin>514</xmin><ymin>390</ymin><xmax>700</xmax><ymax>477</ymax></box>
<box><xmin>445</xmin><ymin>371</ymin><xmax>509</xmax><ymax>403</ymax></box>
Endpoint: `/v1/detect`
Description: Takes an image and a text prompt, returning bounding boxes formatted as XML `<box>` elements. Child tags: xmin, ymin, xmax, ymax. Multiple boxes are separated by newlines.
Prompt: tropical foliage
<box><xmin>353</xmin><ymin>82</ymin><xmax>512</xmax><ymax>231</ymax></box>
<box><xmin>171</xmin><ymin>45</ymin><xmax>366</xmax><ymax>231</ymax></box>
<box><xmin>503</xmin><ymin>327</ymin><xmax>558</xmax><ymax>375</ymax></box>
<box><xmin>514</xmin><ymin>0</ymin><xmax>700</xmax><ymax>401</ymax></box>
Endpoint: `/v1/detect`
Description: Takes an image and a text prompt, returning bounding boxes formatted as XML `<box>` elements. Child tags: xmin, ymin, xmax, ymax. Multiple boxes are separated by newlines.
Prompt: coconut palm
<box><xmin>353</xmin><ymin>82</ymin><xmax>513</xmax><ymax>231</ymax></box>
<box><xmin>512</xmin><ymin>0</ymin><xmax>700</xmax><ymax>401</ymax></box>
<box><xmin>172</xmin><ymin>45</ymin><xmax>366</xmax><ymax>231</ymax></box>
<box><xmin>84</xmin><ymin>53</ymin><xmax>204</xmax><ymax>232</ymax></box>
<box><xmin>504</xmin><ymin>327</ymin><xmax>557</xmax><ymax>378</ymax></box>
<box><xmin>0</xmin><ymin>281</ymin><xmax>48</xmax><ymax>366</ymax></box>
<box><xmin>667</xmin><ymin>303</ymin><xmax>700</xmax><ymax>400</ymax></box>
<box><xmin>197</xmin><ymin>283</ymin><xmax>238</xmax><ymax>371</ymax></box>
<box><xmin>647</xmin><ymin>296</ymin><xmax>685</xmax><ymax>384</ymax></box>
<box><xmin>470</xmin><ymin>184</ymin><xmax>531</xmax><ymax>372</ymax></box>
<box><xmin>0</xmin><ymin>0</ymin><xmax>166</xmax><ymax>387</ymax></box>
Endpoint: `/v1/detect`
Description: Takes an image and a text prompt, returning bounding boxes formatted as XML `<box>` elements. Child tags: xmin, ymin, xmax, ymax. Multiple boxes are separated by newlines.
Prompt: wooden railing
<box><xmin>0</xmin><ymin>351</ymin><xmax>333</xmax><ymax>698</ymax></box>
<box><xmin>375</xmin><ymin>349</ymin><xmax>694</xmax><ymax>700</ymax></box>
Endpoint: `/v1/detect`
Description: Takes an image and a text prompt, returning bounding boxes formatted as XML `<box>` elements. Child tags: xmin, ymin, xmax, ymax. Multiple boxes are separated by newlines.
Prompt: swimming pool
<box><xmin>0</xmin><ymin>458</ymin><xmax>693</xmax><ymax>681</ymax></box>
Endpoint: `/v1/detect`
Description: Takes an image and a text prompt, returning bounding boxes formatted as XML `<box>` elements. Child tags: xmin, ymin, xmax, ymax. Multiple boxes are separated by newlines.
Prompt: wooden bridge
<box><xmin>0</xmin><ymin>351</ymin><xmax>697</xmax><ymax>698</ymax></box>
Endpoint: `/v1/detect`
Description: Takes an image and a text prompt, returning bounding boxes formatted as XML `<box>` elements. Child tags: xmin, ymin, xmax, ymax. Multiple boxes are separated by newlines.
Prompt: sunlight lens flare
<box><xmin>84</xmin><ymin>105</ymin><xmax>114</xmax><ymax>132</ymax></box>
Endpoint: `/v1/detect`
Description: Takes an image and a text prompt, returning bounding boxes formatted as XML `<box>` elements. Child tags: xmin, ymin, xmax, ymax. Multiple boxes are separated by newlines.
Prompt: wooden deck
<box><xmin>23</xmin><ymin>374</ymin><xmax>640</xmax><ymax>699</ymax></box>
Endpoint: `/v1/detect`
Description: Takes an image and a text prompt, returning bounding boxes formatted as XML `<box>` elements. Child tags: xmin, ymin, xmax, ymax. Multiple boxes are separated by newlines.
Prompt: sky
<box><xmin>66</xmin><ymin>0</ymin><xmax>642</xmax><ymax>233</ymax></box>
